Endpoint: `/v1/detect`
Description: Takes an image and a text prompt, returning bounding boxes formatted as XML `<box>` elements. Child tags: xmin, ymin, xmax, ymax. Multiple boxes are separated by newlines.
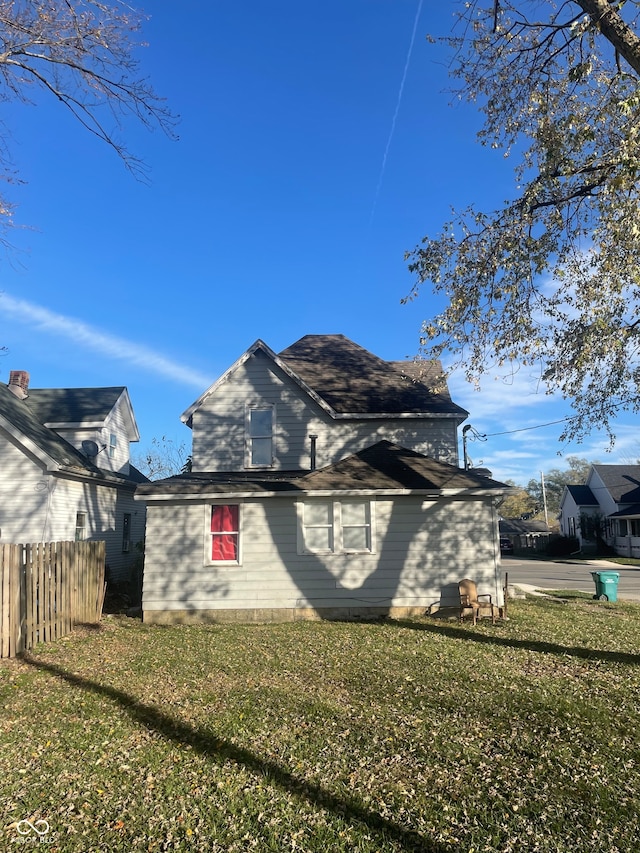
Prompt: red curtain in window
<box><xmin>211</xmin><ymin>505</ymin><xmax>239</xmax><ymax>561</ymax></box>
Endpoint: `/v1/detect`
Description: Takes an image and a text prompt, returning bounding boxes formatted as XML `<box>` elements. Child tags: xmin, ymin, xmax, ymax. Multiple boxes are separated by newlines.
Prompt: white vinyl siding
<box><xmin>191</xmin><ymin>350</ymin><xmax>460</xmax><ymax>472</ymax></box>
<box><xmin>52</xmin><ymin>395</ymin><xmax>134</xmax><ymax>476</ymax></box>
<box><xmin>142</xmin><ymin>495</ymin><xmax>501</xmax><ymax>618</ymax></box>
<box><xmin>0</xmin><ymin>429</ymin><xmax>144</xmax><ymax>581</ymax></box>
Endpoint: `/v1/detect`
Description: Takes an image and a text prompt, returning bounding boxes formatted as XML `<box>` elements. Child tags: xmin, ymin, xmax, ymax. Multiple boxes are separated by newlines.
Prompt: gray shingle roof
<box><xmin>608</xmin><ymin>503</ymin><xmax>640</xmax><ymax>518</ymax></box>
<box><xmin>137</xmin><ymin>441</ymin><xmax>507</xmax><ymax>498</ymax></box>
<box><xmin>0</xmin><ymin>383</ymin><xmax>144</xmax><ymax>485</ymax></box>
<box><xmin>277</xmin><ymin>335</ymin><xmax>466</xmax><ymax>417</ymax></box>
<box><xmin>566</xmin><ymin>485</ymin><xmax>598</xmax><ymax>505</ymax></box>
<box><xmin>592</xmin><ymin>465</ymin><xmax>640</xmax><ymax>504</ymax></box>
<box><xmin>26</xmin><ymin>387</ymin><xmax>126</xmax><ymax>425</ymax></box>
<box><xmin>499</xmin><ymin>518</ymin><xmax>551</xmax><ymax>535</ymax></box>
<box><xmin>297</xmin><ymin>440</ymin><xmax>504</xmax><ymax>491</ymax></box>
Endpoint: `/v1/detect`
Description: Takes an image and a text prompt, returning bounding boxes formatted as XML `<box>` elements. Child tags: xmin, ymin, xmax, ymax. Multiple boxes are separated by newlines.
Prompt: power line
<box><xmin>484</xmin><ymin>416</ymin><xmax>577</xmax><ymax>438</ymax></box>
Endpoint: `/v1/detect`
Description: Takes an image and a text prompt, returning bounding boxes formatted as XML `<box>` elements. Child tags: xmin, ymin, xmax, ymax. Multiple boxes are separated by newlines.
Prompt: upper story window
<box><xmin>109</xmin><ymin>433</ymin><xmax>117</xmax><ymax>459</ymax></box>
<box><xmin>246</xmin><ymin>406</ymin><xmax>274</xmax><ymax>467</ymax></box>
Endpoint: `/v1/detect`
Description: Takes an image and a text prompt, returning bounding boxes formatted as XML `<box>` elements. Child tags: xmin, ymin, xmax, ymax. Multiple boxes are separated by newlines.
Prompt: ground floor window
<box><xmin>210</xmin><ymin>504</ymin><xmax>240</xmax><ymax>562</ymax></box>
<box><xmin>298</xmin><ymin>500</ymin><xmax>374</xmax><ymax>554</ymax></box>
<box><xmin>75</xmin><ymin>512</ymin><xmax>86</xmax><ymax>541</ymax></box>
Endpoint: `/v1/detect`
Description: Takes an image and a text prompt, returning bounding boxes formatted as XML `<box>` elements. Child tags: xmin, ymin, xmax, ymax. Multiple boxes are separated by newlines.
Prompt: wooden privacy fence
<box><xmin>0</xmin><ymin>541</ymin><xmax>106</xmax><ymax>658</ymax></box>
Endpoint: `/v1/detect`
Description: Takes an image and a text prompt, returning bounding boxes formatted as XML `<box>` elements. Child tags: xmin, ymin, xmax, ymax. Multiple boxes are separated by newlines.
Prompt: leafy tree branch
<box><xmin>406</xmin><ymin>1</ymin><xmax>640</xmax><ymax>441</ymax></box>
<box><xmin>0</xmin><ymin>0</ymin><xmax>177</xmax><ymax>239</ymax></box>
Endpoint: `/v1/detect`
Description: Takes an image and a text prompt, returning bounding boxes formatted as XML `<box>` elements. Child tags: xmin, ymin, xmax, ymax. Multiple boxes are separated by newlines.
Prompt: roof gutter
<box><xmin>135</xmin><ymin>487</ymin><xmax>506</xmax><ymax>502</ymax></box>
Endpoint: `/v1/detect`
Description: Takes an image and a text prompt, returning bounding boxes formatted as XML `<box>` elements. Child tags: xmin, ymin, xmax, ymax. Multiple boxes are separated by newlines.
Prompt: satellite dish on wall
<box><xmin>82</xmin><ymin>440</ymin><xmax>99</xmax><ymax>458</ymax></box>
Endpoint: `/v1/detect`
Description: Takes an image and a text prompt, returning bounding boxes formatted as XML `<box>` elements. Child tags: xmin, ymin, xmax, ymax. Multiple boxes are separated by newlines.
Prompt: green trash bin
<box><xmin>591</xmin><ymin>571</ymin><xmax>620</xmax><ymax>602</ymax></box>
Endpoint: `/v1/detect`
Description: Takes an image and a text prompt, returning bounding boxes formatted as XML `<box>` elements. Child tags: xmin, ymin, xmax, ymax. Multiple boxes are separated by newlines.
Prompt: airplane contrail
<box><xmin>0</xmin><ymin>292</ymin><xmax>213</xmax><ymax>389</ymax></box>
<box><xmin>369</xmin><ymin>0</ymin><xmax>424</xmax><ymax>226</ymax></box>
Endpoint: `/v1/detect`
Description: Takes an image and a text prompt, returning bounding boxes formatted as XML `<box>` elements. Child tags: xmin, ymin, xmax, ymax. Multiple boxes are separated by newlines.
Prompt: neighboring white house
<box><xmin>0</xmin><ymin>370</ymin><xmax>147</xmax><ymax>581</ymax></box>
<box><xmin>559</xmin><ymin>464</ymin><xmax>640</xmax><ymax>557</ymax></box>
<box><xmin>137</xmin><ymin>335</ymin><xmax>510</xmax><ymax>623</ymax></box>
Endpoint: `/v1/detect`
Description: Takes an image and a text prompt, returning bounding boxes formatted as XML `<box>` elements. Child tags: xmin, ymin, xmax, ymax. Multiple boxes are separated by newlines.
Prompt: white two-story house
<box><xmin>559</xmin><ymin>464</ymin><xmax>640</xmax><ymax>557</ymax></box>
<box><xmin>137</xmin><ymin>335</ymin><xmax>509</xmax><ymax>623</ymax></box>
<box><xmin>0</xmin><ymin>370</ymin><xmax>147</xmax><ymax>581</ymax></box>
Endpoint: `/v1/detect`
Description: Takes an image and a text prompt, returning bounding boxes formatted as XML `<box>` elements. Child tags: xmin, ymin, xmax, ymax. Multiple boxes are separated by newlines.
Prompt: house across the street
<box><xmin>0</xmin><ymin>370</ymin><xmax>147</xmax><ymax>582</ymax></box>
<box><xmin>137</xmin><ymin>335</ymin><xmax>510</xmax><ymax>623</ymax></box>
<box><xmin>559</xmin><ymin>465</ymin><xmax>640</xmax><ymax>557</ymax></box>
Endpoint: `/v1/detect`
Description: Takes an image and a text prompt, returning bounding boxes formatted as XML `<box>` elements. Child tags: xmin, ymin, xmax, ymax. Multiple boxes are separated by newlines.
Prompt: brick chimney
<box><xmin>8</xmin><ymin>370</ymin><xmax>30</xmax><ymax>399</ymax></box>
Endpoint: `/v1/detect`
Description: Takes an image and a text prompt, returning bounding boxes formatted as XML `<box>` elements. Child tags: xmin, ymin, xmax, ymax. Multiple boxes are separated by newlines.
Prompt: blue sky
<box><xmin>0</xmin><ymin>1</ymin><xmax>637</xmax><ymax>484</ymax></box>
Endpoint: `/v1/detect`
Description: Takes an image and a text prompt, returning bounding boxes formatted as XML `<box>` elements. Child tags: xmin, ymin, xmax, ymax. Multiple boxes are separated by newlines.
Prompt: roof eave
<box><xmin>0</xmin><ymin>412</ymin><xmax>61</xmax><ymax>471</ymax></box>
<box><xmin>330</xmin><ymin>411</ymin><xmax>468</xmax><ymax>420</ymax></box>
<box><xmin>115</xmin><ymin>388</ymin><xmax>141</xmax><ymax>443</ymax></box>
<box><xmin>56</xmin><ymin>466</ymin><xmax>138</xmax><ymax>488</ymax></box>
<box><xmin>136</xmin><ymin>485</ymin><xmax>506</xmax><ymax>502</ymax></box>
<box><xmin>181</xmin><ymin>339</ymin><xmax>338</xmax><ymax>424</ymax></box>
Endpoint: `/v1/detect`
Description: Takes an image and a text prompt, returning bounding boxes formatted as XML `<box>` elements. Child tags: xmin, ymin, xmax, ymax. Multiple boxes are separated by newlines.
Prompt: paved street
<box><xmin>501</xmin><ymin>556</ymin><xmax>640</xmax><ymax>601</ymax></box>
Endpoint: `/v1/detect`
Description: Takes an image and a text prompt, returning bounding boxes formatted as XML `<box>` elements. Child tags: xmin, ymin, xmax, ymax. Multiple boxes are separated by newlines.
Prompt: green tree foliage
<box><xmin>406</xmin><ymin>1</ymin><xmax>640</xmax><ymax>441</ymax></box>
<box><xmin>0</xmin><ymin>0</ymin><xmax>176</xmax><ymax>240</ymax></box>
<box><xmin>499</xmin><ymin>479</ymin><xmax>538</xmax><ymax>518</ymax></box>
<box><xmin>527</xmin><ymin>456</ymin><xmax>594</xmax><ymax>520</ymax></box>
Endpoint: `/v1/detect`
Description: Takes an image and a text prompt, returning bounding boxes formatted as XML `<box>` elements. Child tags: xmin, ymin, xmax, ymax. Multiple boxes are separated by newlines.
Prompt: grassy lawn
<box><xmin>2</xmin><ymin>599</ymin><xmax>640</xmax><ymax>852</ymax></box>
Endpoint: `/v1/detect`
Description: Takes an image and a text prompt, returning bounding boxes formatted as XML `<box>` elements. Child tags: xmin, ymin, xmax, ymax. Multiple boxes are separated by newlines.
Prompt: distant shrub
<box><xmin>596</xmin><ymin>536</ymin><xmax>616</xmax><ymax>556</ymax></box>
<box><xmin>546</xmin><ymin>535</ymin><xmax>580</xmax><ymax>557</ymax></box>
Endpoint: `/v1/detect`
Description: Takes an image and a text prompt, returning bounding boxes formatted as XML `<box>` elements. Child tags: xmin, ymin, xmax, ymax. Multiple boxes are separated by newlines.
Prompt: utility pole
<box><xmin>541</xmin><ymin>471</ymin><xmax>549</xmax><ymax>527</ymax></box>
<box><xmin>462</xmin><ymin>425</ymin><xmax>471</xmax><ymax>470</ymax></box>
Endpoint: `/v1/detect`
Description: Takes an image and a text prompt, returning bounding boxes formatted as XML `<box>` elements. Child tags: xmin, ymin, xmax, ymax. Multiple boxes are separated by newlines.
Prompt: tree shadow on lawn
<box><xmin>23</xmin><ymin>655</ymin><xmax>447</xmax><ymax>853</ymax></box>
<box><xmin>386</xmin><ymin>619</ymin><xmax>640</xmax><ymax>666</ymax></box>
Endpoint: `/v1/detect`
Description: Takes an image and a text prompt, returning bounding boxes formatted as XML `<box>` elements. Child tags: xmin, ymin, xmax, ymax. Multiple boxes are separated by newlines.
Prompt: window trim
<box><xmin>205</xmin><ymin>502</ymin><xmax>243</xmax><ymax>565</ymax></box>
<box><xmin>297</xmin><ymin>499</ymin><xmax>375</xmax><ymax>555</ymax></box>
<box><xmin>109</xmin><ymin>433</ymin><xmax>117</xmax><ymax>459</ymax></box>
<box><xmin>245</xmin><ymin>405</ymin><xmax>275</xmax><ymax>468</ymax></box>
<box><xmin>75</xmin><ymin>511</ymin><xmax>87</xmax><ymax>542</ymax></box>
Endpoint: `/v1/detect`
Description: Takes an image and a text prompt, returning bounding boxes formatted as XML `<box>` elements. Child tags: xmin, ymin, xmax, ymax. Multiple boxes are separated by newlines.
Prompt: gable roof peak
<box><xmin>182</xmin><ymin>334</ymin><xmax>468</xmax><ymax>425</ymax></box>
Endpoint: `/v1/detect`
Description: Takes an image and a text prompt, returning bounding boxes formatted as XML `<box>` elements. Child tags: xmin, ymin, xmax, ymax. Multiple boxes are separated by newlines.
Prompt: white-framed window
<box><xmin>568</xmin><ymin>516</ymin><xmax>576</xmax><ymax>537</ymax></box>
<box><xmin>297</xmin><ymin>499</ymin><xmax>374</xmax><ymax>555</ymax></box>
<box><xmin>109</xmin><ymin>433</ymin><xmax>117</xmax><ymax>459</ymax></box>
<box><xmin>207</xmin><ymin>504</ymin><xmax>241</xmax><ymax>564</ymax></box>
<box><xmin>246</xmin><ymin>406</ymin><xmax>274</xmax><ymax>467</ymax></box>
<box><xmin>302</xmin><ymin>501</ymin><xmax>334</xmax><ymax>553</ymax></box>
<box><xmin>75</xmin><ymin>511</ymin><xmax>86</xmax><ymax>541</ymax></box>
